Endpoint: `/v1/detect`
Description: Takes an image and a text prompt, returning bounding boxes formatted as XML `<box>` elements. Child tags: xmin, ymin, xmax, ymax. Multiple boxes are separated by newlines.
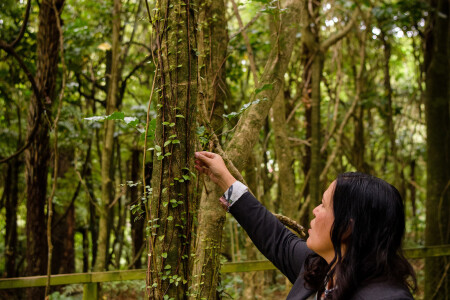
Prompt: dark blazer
<box><xmin>229</xmin><ymin>192</ymin><xmax>414</xmax><ymax>300</ymax></box>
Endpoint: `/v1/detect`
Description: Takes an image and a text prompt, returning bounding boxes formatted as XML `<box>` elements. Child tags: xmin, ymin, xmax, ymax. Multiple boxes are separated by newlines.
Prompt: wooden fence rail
<box><xmin>1</xmin><ymin>245</ymin><xmax>449</xmax><ymax>299</ymax></box>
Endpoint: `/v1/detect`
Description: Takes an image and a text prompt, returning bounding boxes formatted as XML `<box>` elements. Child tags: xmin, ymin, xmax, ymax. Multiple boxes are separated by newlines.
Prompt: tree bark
<box><xmin>191</xmin><ymin>1</ymin><xmax>303</xmax><ymax>298</ymax></box>
<box><xmin>424</xmin><ymin>0</ymin><xmax>450</xmax><ymax>298</ymax></box>
<box><xmin>271</xmin><ymin>86</ymin><xmax>297</xmax><ymax>220</ymax></box>
<box><xmin>380</xmin><ymin>30</ymin><xmax>398</xmax><ymax>185</ymax></box>
<box><xmin>95</xmin><ymin>0</ymin><xmax>121</xmax><ymax>271</ymax></box>
<box><xmin>130</xmin><ymin>148</ymin><xmax>145</xmax><ymax>269</ymax></box>
<box><xmin>148</xmin><ymin>0</ymin><xmax>198</xmax><ymax>298</ymax></box>
<box><xmin>4</xmin><ymin>158</ymin><xmax>19</xmax><ymax>278</ymax></box>
<box><xmin>24</xmin><ymin>0</ymin><xmax>64</xmax><ymax>298</ymax></box>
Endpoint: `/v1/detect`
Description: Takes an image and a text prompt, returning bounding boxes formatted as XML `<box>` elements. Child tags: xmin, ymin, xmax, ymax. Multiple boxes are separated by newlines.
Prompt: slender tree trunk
<box><xmin>24</xmin><ymin>0</ymin><xmax>64</xmax><ymax>297</ymax></box>
<box><xmin>353</xmin><ymin>104</ymin><xmax>365</xmax><ymax>171</ymax></box>
<box><xmin>424</xmin><ymin>0</ymin><xmax>450</xmax><ymax>298</ymax></box>
<box><xmin>51</xmin><ymin>205</ymin><xmax>75</xmax><ymax>274</ymax></box>
<box><xmin>309</xmin><ymin>53</ymin><xmax>324</xmax><ymax>206</ymax></box>
<box><xmin>95</xmin><ymin>0</ymin><xmax>121</xmax><ymax>271</ymax></box>
<box><xmin>130</xmin><ymin>148</ymin><xmax>144</xmax><ymax>269</ymax></box>
<box><xmin>4</xmin><ymin>158</ymin><xmax>19</xmax><ymax>278</ymax></box>
<box><xmin>380</xmin><ymin>31</ymin><xmax>398</xmax><ymax>185</ymax></box>
<box><xmin>191</xmin><ymin>2</ymin><xmax>303</xmax><ymax>298</ymax></box>
<box><xmin>86</xmin><ymin>160</ymin><xmax>98</xmax><ymax>270</ymax></box>
<box><xmin>148</xmin><ymin>0</ymin><xmax>198</xmax><ymax>298</ymax></box>
<box><xmin>272</xmin><ymin>86</ymin><xmax>297</xmax><ymax>219</ymax></box>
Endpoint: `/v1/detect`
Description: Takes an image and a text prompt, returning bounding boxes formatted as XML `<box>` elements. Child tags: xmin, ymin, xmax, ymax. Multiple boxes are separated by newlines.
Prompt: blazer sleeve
<box><xmin>229</xmin><ymin>191</ymin><xmax>313</xmax><ymax>283</ymax></box>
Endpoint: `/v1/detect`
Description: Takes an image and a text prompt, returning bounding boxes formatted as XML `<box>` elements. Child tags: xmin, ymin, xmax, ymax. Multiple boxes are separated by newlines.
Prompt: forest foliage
<box><xmin>0</xmin><ymin>0</ymin><xmax>449</xmax><ymax>299</ymax></box>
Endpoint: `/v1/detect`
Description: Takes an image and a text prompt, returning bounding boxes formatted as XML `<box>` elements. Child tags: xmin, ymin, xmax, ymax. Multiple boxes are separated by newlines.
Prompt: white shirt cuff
<box><xmin>221</xmin><ymin>181</ymin><xmax>248</xmax><ymax>211</ymax></box>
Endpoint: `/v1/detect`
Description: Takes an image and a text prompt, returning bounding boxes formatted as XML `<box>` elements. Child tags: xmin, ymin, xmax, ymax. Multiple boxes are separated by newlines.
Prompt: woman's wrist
<box><xmin>219</xmin><ymin>174</ymin><xmax>237</xmax><ymax>193</ymax></box>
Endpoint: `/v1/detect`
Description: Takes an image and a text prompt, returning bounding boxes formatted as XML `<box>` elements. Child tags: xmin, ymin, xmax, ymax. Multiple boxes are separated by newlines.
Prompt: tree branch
<box><xmin>229</xmin><ymin>10</ymin><xmax>263</xmax><ymax>40</ymax></box>
<box><xmin>7</xmin><ymin>0</ymin><xmax>32</xmax><ymax>48</ymax></box>
<box><xmin>230</xmin><ymin>0</ymin><xmax>259</xmax><ymax>85</ymax></box>
<box><xmin>0</xmin><ymin>43</ymin><xmax>47</xmax><ymax>164</ymax></box>
<box><xmin>320</xmin><ymin>10</ymin><xmax>358</xmax><ymax>51</ymax></box>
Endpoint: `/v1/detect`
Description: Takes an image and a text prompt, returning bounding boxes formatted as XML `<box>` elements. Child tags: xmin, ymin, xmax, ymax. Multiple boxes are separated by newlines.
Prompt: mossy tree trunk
<box><xmin>424</xmin><ymin>0</ymin><xmax>450</xmax><ymax>298</ymax></box>
<box><xmin>191</xmin><ymin>1</ymin><xmax>303</xmax><ymax>299</ymax></box>
<box><xmin>272</xmin><ymin>85</ymin><xmax>297</xmax><ymax>220</ymax></box>
<box><xmin>148</xmin><ymin>1</ymin><xmax>198</xmax><ymax>299</ymax></box>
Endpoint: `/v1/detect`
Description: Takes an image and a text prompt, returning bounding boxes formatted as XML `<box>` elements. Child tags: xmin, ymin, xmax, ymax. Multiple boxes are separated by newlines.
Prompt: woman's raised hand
<box><xmin>194</xmin><ymin>151</ymin><xmax>237</xmax><ymax>192</ymax></box>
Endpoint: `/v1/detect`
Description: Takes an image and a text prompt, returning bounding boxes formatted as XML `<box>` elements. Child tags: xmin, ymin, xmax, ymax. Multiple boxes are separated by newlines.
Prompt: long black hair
<box><xmin>303</xmin><ymin>172</ymin><xmax>416</xmax><ymax>299</ymax></box>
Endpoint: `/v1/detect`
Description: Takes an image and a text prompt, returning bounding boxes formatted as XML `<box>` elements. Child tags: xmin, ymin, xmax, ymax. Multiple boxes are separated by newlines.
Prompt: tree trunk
<box><xmin>130</xmin><ymin>148</ymin><xmax>145</xmax><ymax>269</ymax></box>
<box><xmin>380</xmin><ymin>31</ymin><xmax>398</xmax><ymax>185</ymax></box>
<box><xmin>191</xmin><ymin>2</ymin><xmax>303</xmax><ymax>298</ymax></box>
<box><xmin>51</xmin><ymin>206</ymin><xmax>75</xmax><ymax>275</ymax></box>
<box><xmin>95</xmin><ymin>0</ymin><xmax>121</xmax><ymax>271</ymax></box>
<box><xmin>4</xmin><ymin>158</ymin><xmax>19</xmax><ymax>278</ymax></box>
<box><xmin>242</xmin><ymin>153</ymin><xmax>262</xmax><ymax>299</ymax></box>
<box><xmin>24</xmin><ymin>0</ymin><xmax>64</xmax><ymax>298</ymax></box>
<box><xmin>271</xmin><ymin>86</ymin><xmax>297</xmax><ymax>219</ymax></box>
<box><xmin>148</xmin><ymin>0</ymin><xmax>198</xmax><ymax>298</ymax></box>
<box><xmin>424</xmin><ymin>0</ymin><xmax>450</xmax><ymax>298</ymax></box>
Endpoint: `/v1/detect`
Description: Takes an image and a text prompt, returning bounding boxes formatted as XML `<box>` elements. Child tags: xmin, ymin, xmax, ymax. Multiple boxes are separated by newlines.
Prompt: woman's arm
<box><xmin>195</xmin><ymin>151</ymin><xmax>313</xmax><ymax>282</ymax></box>
<box><xmin>229</xmin><ymin>190</ymin><xmax>312</xmax><ymax>282</ymax></box>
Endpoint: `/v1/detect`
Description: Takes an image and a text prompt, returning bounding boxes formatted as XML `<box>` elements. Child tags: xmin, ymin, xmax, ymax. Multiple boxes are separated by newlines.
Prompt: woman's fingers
<box><xmin>195</xmin><ymin>152</ymin><xmax>214</xmax><ymax>167</ymax></box>
<box><xmin>196</xmin><ymin>151</ymin><xmax>215</xmax><ymax>159</ymax></box>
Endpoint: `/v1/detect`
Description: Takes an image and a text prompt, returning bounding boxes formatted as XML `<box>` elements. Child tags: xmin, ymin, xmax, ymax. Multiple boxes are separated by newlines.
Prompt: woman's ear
<box><xmin>342</xmin><ymin>219</ymin><xmax>354</xmax><ymax>242</ymax></box>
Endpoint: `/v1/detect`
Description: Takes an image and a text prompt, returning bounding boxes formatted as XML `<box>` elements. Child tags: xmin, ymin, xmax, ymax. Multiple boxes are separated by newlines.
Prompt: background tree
<box><xmin>424</xmin><ymin>0</ymin><xmax>450</xmax><ymax>298</ymax></box>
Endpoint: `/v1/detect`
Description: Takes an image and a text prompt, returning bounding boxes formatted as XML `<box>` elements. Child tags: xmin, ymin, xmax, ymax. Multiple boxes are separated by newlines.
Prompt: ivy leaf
<box><xmin>155</xmin><ymin>145</ymin><xmax>161</xmax><ymax>152</ymax></box>
<box><xmin>164</xmin><ymin>140</ymin><xmax>171</xmax><ymax>147</ymax></box>
<box><xmin>196</xmin><ymin>126</ymin><xmax>205</xmax><ymax>135</ymax></box>
<box><xmin>255</xmin><ymin>83</ymin><xmax>273</xmax><ymax>95</ymax></box>
<box><xmin>161</xmin><ymin>253</ymin><xmax>167</xmax><ymax>258</ymax></box>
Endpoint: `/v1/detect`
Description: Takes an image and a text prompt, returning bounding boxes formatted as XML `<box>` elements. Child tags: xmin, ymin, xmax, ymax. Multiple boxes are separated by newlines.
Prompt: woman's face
<box><xmin>306</xmin><ymin>181</ymin><xmax>336</xmax><ymax>263</ymax></box>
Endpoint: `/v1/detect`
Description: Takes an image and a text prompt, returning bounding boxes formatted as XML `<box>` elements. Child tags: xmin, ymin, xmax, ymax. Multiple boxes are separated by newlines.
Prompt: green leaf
<box><xmin>164</xmin><ymin>140</ymin><xmax>171</xmax><ymax>147</ymax></box>
<box><xmin>155</xmin><ymin>145</ymin><xmax>162</xmax><ymax>152</ymax></box>
<box><xmin>172</xmin><ymin>140</ymin><xmax>180</xmax><ymax>144</ymax></box>
<box><xmin>84</xmin><ymin>115</ymin><xmax>107</xmax><ymax>122</ymax></box>
<box><xmin>106</xmin><ymin>111</ymin><xmax>125</xmax><ymax>120</ymax></box>
<box><xmin>162</xmin><ymin>253</ymin><xmax>167</xmax><ymax>258</ymax></box>
<box><xmin>255</xmin><ymin>83</ymin><xmax>273</xmax><ymax>95</ymax></box>
<box><xmin>158</xmin><ymin>155</ymin><xmax>164</xmax><ymax>160</ymax></box>
<box><xmin>167</xmin><ymin>216</ymin><xmax>173</xmax><ymax>221</ymax></box>
<box><xmin>176</xmin><ymin>114</ymin><xmax>185</xmax><ymax>118</ymax></box>
<box><xmin>158</xmin><ymin>235</ymin><xmax>165</xmax><ymax>241</ymax></box>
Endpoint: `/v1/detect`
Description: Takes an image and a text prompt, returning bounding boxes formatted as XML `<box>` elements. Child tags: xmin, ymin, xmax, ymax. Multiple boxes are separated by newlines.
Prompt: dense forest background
<box><xmin>0</xmin><ymin>0</ymin><xmax>449</xmax><ymax>299</ymax></box>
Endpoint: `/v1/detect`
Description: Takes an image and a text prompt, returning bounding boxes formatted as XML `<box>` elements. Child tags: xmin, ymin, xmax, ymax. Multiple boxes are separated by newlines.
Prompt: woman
<box><xmin>194</xmin><ymin>151</ymin><xmax>416</xmax><ymax>299</ymax></box>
